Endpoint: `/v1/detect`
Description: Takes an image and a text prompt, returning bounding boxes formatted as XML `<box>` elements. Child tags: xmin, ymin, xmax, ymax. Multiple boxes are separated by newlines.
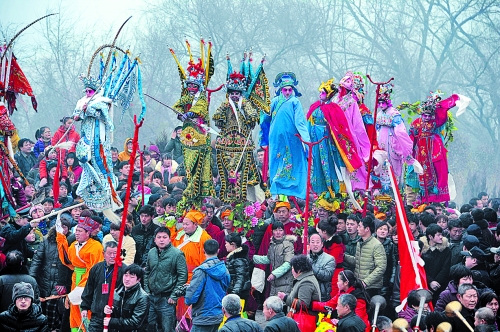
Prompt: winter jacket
<box><xmin>344</xmin><ymin>235</ymin><xmax>387</xmax><ymax>289</ymax></box>
<box><xmin>263</xmin><ymin>312</ymin><xmax>300</xmax><ymax>332</ymax></box>
<box><xmin>398</xmin><ymin>306</ymin><xmax>418</xmax><ymax>324</ymax></box>
<box><xmin>0</xmin><ymin>266</ymin><xmax>41</xmax><ymax>312</ymax></box>
<box><xmin>312</xmin><ymin>286</ymin><xmax>370</xmax><ymax>330</ymax></box>
<box><xmin>107</xmin><ymin>283</ymin><xmax>149</xmax><ymax>332</ymax></box>
<box><xmin>253</xmin><ymin>235</ymin><xmax>295</xmax><ymax>295</ymax></box>
<box><xmin>308</xmin><ymin>250</ymin><xmax>335</xmax><ymax>301</ymax></box>
<box><xmin>80</xmin><ymin>261</ymin><xmax>125</xmax><ymax>317</ymax></box>
<box><xmin>29</xmin><ymin>235</ymin><xmax>62</xmax><ymax>297</ymax></box>
<box><xmin>489</xmin><ymin>262</ymin><xmax>500</xmax><ymax>295</ymax></box>
<box><xmin>337</xmin><ymin>311</ymin><xmax>367</xmax><ymax>332</ymax></box>
<box><xmin>39</xmin><ymin>158</ymin><xmax>68</xmax><ymax>180</ymax></box>
<box><xmin>51</xmin><ymin>126</ymin><xmax>79</xmax><ymax>154</ymax></box>
<box><xmin>118</xmin><ymin>138</ymin><xmax>132</xmax><ymax>162</ymax></box>
<box><xmin>131</xmin><ymin>222</ymin><xmax>159</xmax><ymax>267</ymax></box>
<box><xmin>226</xmin><ymin>245</ymin><xmax>251</xmax><ymax>299</ymax></box>
<box><xmin>343</xmin><ymin>234</ymin><xmax>360</xmax><ymax>271</ymax></box>
<box><xmin>419</xmin><ymin>236</ymin><xmax>451</xmax><ymax>298</ymax></box>
<box><xmin>285</xmin><ymin>270</ymin><xmax>321</xmax><ymax>309</ymax></box>
<box><xmin>144</xmin><ymin>243</ymin><xmax>188</xmax><ymax>301</ymax></box>
<box><xmin>0</xmin><ymin>222</ymin><xmax>34</xmax><ymax>264</ymax></box>
<box><xmin>0</xmin><ymin>302</ymin><xmax>48</xmax><ymax>332</ymax></box>
<box><xmin>435</xmin><ymin>281</ymin><xmax>458</xmax><ymax>312</ymax></box>
<box><xmin>102</xmin><ymin>234</ymin><xmax>136</xmax><ymax>266</ymax></box>
<box><xmin>252</xmin><ymin>215</ymin><xmax>276</xmax><ymax>252</ymax></box>
<box><xmin>33</xmin><ymin>138</ymin><xmax>51</xmax><ymax>158</ymax></box>
<box><xmin>14</xmin><ymin>151</ymin><xmax>37</xmax><ymax>177</ymax></box>
<box><xmin>219</xmin><ymin>315</ymin><xmax>263</xmax><ymax>332</ymax></box>
<box><xmin>449</xmin><ymin>238</ymin><xmax>464</xmax><ymax>266</ymax></box>
<box><xmin>185</xmin><ymin>256</ymin><xmax>230</xmax><ymax>325</ymax></box>
<box><xmin>380</xmin><ymin>237</ymin><xmax>397</xmax><ymax>298</ymax></box>
<box><xmin>164</xmin><ymin>136</ymin><xmax>183</xmax><ymax>164</ymax></box>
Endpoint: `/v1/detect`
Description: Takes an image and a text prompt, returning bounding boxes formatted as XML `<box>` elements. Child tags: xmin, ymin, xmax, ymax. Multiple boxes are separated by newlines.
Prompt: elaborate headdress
<box><xmin>318</xmin><ymin>78</ymin><xmax>338</xmax><ymax>100</ymax></box>
<box><xmin>378</xmin><ymin>83</ymin><xmax>394</xmax><ymax>103</ymax></box>
<box><xmin>421</xmin><ymin>90</ymin><xmax>444</xmax><ymax>114</ymax></box>
<box><xmin>352</xmin><ymin>72</ymin><xmax>366</xmax><ymax>101</ymax></box>
<box><xmin>339</xmin><ymin>71</ymin><xmax>354</xmax><ymax>91</ymax></box>
<box><xmin>226</xmin><ymin>72</ymin><xmax>248</xmax><ymax>92</ymax></box>
<box><xmin>169</xmin><ymin>38</ymin><xmax>214</xmax><ymax>92</ymax></box>
<box><xmin>273</xmin><ymin>72</ymin><xmax>301</xmax><ymax>97</ymax></box>
<box><xmin>225</xmin><ymin>52</ymin><xmax>250</xmax><ymax>92</ymax></box>
<box><xmin>79</xmin><ymin>75</ymin><xmax>99</xmax><ymax>91</ymax></box>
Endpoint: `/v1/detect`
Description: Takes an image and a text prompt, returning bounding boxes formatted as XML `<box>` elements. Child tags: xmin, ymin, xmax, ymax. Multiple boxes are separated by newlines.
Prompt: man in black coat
<box><xmin>0</xmin><ymin>250</ymin><xmax>40</xmax><ymax>312</ymax></box>
<box><xmin>263</xmin><ymin>295</ymin><xmax>299</xmax><ymax>332</ymax></box>
<box><xmin>81</xmin><ymin>241</ymin><xmax>126</xmax><ymax>332</ymax></box>
<box><xmin>337</xmin><ymin>294</ymin><xmax>366</xmax><ymax>332</ymax></box>
<box><xmin>0</xmin><ymin>210</ymin><xmax>38</xmax><ymax>265</ymax></box>
<box><xmin>103</xmin><ymin>264</ymin><xmax>149</xmax><ymax>332</ymax></box>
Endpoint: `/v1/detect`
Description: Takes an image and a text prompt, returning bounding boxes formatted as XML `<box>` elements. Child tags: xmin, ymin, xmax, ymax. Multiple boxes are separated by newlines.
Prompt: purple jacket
<box><xmin>398</xmin><ymin>306</ymin><xmax>418</xmax><ymax>324</ymax></box>
<box><xmin>435</xmin><ymin>281</ymin><xmax>458</xmax><ymax>312</ymax></box>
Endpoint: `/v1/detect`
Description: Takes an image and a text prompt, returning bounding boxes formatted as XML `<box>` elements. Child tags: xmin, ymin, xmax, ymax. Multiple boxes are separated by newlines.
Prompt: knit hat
<box><xmin>12</xmin><ymin>282</ymin><xmax>34</xmax><ymax>301</ymax></box>
<box><xmin>29</xmin><ymin>204</ymin><xmax>45</xmax><ymax>217</ymax></box>
<box><xmin>462</xmin><ymin>235</ymin><xmax>480</xmax><ymax>250</ymax></box>
<box><xmin>466</xmin><ymin>224</ymin><xmax>482</xmax><ymax>237</ymax></box>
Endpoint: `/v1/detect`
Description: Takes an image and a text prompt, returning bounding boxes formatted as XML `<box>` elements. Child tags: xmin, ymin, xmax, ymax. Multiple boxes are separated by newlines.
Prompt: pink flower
<box><xmin>251</xmin><ymin>217</ymin><xmax>259</xmax><ymax>227</ymax></box>
<box><xmin>244</xmin><ymin>205</ymin><xmax>255</xmax><ymax>217</ymax></box>
<box><xmin>253</xmin><ymin>201</ymin><xmax>261</xmax><ymax>210</ymax></box>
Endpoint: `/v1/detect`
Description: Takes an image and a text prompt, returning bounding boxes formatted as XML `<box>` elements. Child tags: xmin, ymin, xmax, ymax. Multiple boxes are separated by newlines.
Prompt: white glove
<box><xmin>412</xmin><ymin>160</ymin><xmax>424</xmax><ymax>174</ymax></box>
<box><xmin>68</xmin><ymin>286</ymin><xmax>84</xmax><ymax>305</ymax></box>
<box><xmin>55</xmin><ymin>212</ymin><xmax>64</xmax><ymax>234</ymax></box>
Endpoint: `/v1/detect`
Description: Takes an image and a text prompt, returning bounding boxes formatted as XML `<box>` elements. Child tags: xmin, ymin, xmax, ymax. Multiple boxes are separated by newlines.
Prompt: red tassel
<box><xmin>53</xmin><ymin>151</ymin><xmax>62</xmax><ymax>208</ymax></box>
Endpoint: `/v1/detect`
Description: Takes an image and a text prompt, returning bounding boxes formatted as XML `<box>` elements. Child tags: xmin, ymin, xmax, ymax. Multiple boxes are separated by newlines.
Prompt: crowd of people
<box><xmin>0</xmin><ymin>34</ymin><xmax>493</xmax><ymax>332</ymax></box>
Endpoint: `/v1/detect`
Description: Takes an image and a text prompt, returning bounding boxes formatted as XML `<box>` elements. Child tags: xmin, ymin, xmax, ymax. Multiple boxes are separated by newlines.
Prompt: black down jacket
<box><xmin>225</xmin><ymin>244</ymin><xmax>251</xmax><ymax>299</ymax></box>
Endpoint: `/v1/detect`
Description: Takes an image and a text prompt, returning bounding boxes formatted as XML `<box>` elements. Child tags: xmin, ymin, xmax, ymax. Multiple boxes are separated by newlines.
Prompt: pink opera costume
<box><xmin>375</xmin><ymin>83</ymin><xmax>422</xmax><ymax>192</ymax></box>
<box><xmin>334</xmin><ymin>71</ymin><xmax>371</xmax><ymax>193</ymax></box>
<box><xmin>405</xmin><ymin>91</ymin><xmax>469</xmax><ymax>203</ymax></box>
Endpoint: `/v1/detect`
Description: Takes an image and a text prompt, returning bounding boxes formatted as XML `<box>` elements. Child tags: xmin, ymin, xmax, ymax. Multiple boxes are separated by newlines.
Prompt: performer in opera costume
<box><xmin>406</xmin><ymin>91</ymin><xmax>469</xmax><ymax>203</ymax></box>
<box><xmin>260</xmin><ymin>72</ymin><xmax>310</xmax><ymax>199</ymax></box>
<box><xmin>335</xmin><ymin>71</ymin><xmax>371</xmax><ymax>192</ymax></box>
<box><xmin>212</xmin><ymin>54</ymin><xmax>261</xmax><ymax>204</ymax></box>
<box><xmin>73</xmin><ymin>75</ymin><xmax>121</xmax><ymax>215</ymax></box>
<box><xmin>169</xmin><ymin>40</ymin><xmax>215</xmax><ymax>208</ymax></box>
<box><xmin>375</xmin><ymin>83</ymin><xmax>422</xmax><ymax>191</ymax></box>
<box><xmin>307</xmin><ymin>78</ymin><xmax>363</xmax><ymax>201</ymax></box>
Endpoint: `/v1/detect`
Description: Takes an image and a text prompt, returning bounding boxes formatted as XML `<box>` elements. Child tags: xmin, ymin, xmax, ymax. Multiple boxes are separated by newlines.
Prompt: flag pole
<box><xmin>103</xmin><ymin>115</ymin><xmax>143</xmax><ymax>332</ymax></box>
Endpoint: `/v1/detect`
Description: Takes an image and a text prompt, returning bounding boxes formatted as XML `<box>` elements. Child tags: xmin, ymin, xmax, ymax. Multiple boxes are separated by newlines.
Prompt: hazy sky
<box><xmin>2</xmin><ymin>0</ymin><xmax>145</xmax><ymax>47</ymax></box>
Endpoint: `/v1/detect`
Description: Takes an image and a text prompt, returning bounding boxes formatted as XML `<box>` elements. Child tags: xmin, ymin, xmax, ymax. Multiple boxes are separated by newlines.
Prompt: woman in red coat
<box><xmin>312</xmin><ymin>269</ymin><xmax>370</xmax><ymax>331</ymax></box>
<box><xmin>51</xmin><ymin>116</ymin><xmax>80</xmax><ymax>159</ymax></box>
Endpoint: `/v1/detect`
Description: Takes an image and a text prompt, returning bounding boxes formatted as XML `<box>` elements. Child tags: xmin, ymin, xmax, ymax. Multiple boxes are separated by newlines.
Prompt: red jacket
<box><xmin>39</xmin><ymin>158</ymin><xmax>68</xmax><ymax>179</ymax></box>
<box><xmin>51</xmin><ymin>126</ymin><xmax>80</xmax><ymax>154</ymax></box>
<box><xmin>312</xmin><ymin>286</ymin><xmax>370</xmax><ymax>331</ymax></box>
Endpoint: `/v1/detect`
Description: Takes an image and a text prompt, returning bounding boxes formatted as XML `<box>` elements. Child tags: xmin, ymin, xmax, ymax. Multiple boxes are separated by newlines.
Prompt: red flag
<box><xmin>387</xmin><ymin>162</ymin><xmax>428</xmax><ymax>312</ymax></box>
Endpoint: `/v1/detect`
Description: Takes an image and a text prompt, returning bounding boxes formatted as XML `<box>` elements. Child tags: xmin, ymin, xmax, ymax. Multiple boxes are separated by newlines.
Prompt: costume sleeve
<box><xmin>77</xmin><ymin>241</ymin><xmax>104</xmax><ymax>287</ymax></box>
<box><xmin>259</xmin><ymin>110</ymin><xmax>271</xmax><ymax>147</ymax></box>
<box><xmin>293</xmin><ymin>99</ymin><xmax>310</xmax><ymax>147</ymax></box>
<box><xmin>363</xmin><ymin>244</ymin><xmax>387</xmax><ymax>288</ymax></box>
<box><xmin>391</xmin><ymin>114</ymin><xmax>414</xmax><ymax>161</ymax></box>
<box><xmin>184</xmin><ymin>268</ymin><xmax>206</xmax><ymax>305</ymax></box>
<box><xmin>435</xmin><ymin>94</ymin><xmax>459</xmax><ymax>127</ymax></box>
<box><xmin>170</xmin><ymin>252</ymin><xmax>188</xmax><ymax>301</ymax></box>
<box><xmin>349</xmin><ymin>101</ymin><xmax>371</xmax><ymax>161</ymax></box>
<box><xmin>212</xmin><ymin>103</ymin><xmax>227</xmax><ymax>129</ymax></box>
<box><xmin>56</xmin><ymin>232</ymin><xmax>74</xmax><ymax>270</ymax></box>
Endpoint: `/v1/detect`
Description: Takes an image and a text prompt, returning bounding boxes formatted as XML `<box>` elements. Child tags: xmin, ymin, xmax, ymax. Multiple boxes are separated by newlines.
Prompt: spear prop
<box><xmin>362</xmin><ymin>75</ymin><xmax>394</xmax><ymax>217</ymax></box>
<box><xmin>144</xmin><ymin>93</ymin><xmax>219</xmax><ymax>135</ymax></box>
<box><xmin>295</xmin><ymin>134</ymin><xmax>327</xmax><ymax>254</ymax></box>
<box><xmin>104</xmin><ymin>115</ymin><xmax>143</xmax><ymax>332</ymax></box>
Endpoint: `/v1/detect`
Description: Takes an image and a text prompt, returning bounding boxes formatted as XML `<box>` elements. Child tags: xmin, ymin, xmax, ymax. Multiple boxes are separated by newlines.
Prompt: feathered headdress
<box><xmin>79</xmin><ymin>74</ymin><xmax>99</xmax><ymax>91</ymax></box>
<box><xmin>353</xmin><ymin>72</ymin><xmax>366</xmax><ymax>101</ymax></box>
<box><xmin>169</xmin><ymin>38</ymin><xmax>214</xmax><ymax>92</ymax></box>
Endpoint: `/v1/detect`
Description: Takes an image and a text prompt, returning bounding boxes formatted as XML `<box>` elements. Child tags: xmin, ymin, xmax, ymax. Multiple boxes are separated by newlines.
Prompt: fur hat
<box><xmin>12</xmin><ymin>282</ymin><xmax>34</xmax><ymax>301</ymax></box>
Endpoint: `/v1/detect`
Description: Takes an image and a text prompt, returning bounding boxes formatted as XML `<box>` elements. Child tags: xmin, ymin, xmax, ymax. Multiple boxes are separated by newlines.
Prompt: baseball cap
<box><xmin>466</xmin><ymin>224</ymin><xmax>482</xmax><ymax>237</ymax></box>
<box><xmin>461</xmin><ymin>246</ymin><xmax>486</xmax><ymax>260</ymax></box>
<box><xmin>462</xmin><ymin>235</ymin><xmax>480</xmax><ymax>250</ymax></box>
